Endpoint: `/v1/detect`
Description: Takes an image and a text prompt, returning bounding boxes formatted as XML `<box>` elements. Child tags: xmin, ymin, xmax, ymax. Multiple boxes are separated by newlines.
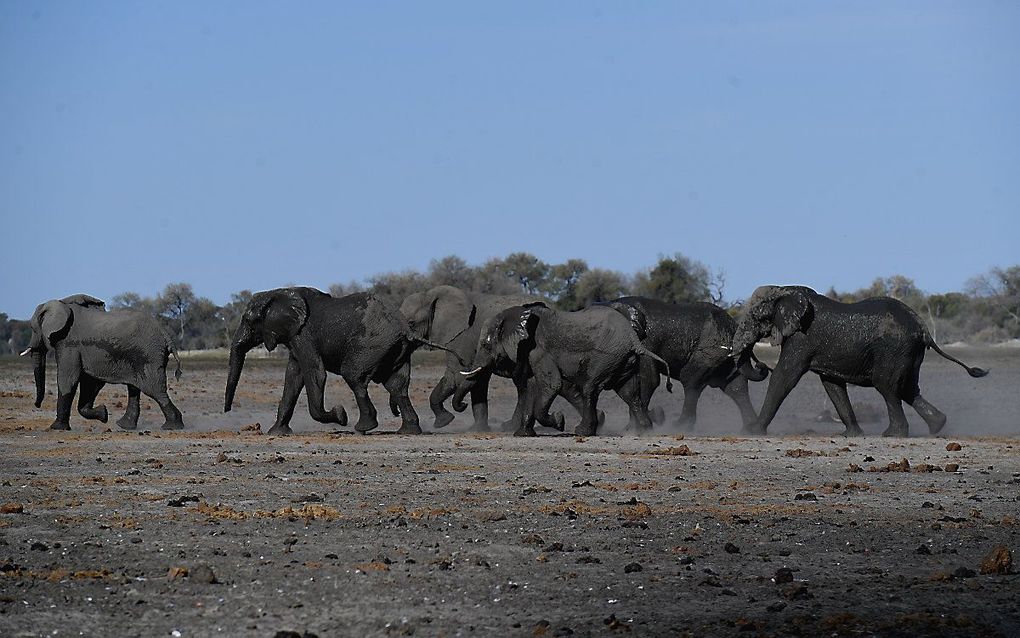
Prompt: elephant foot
<box><xmin>843</xmin><ymin>424</ymin><xmax>864</xmax><ymax>437</ymax></box>
<box><xmin>49</xmin><ymin>420</ymin><xmax>71</xmax><ymax>431</ymax></box>
<box><xmin>881</xmin><ymin>426</ymin><xmax>908</xmax><ymax>438</ymax></box>
<box><xmin>451</xmin><ymin>400</ymin><xmax>468</xmax><ymax>413</ymax></box>
<box><xmin>85</xmin><ymin>405</ymin><xmax>109</xmax><ymax>423</ymax></box>
<box><xmin>354</xmin><ymin>417</ymin><xmax>379</xmax><ymax>433</ymax></box>
<box><xmin>574</xmin><ymin>424</ymin><xmax>596</xmax><ymax>437</ymax></box>
<box><xmin>538</xmin><ymin>411</ymin><xmax>565</xmax><ymax>432</ymax></box>
<box><xmin>649</xmin><ymin>406</ymin><xmax>665</xmax><ymax>426</ymax></box>
<box><xmin>432</xmin><ymin>411</ymin><xmax>456</xmax><ymax>429</ymax></box>
<box><xmin>512</xmin><ymin>426</ymin><xmax>537</xmax><ymax>437</ymax></box>
<box><xmin>331</xmin><ymin>406</ymin><xmax>348</xmax><ymax>428</ymax></box>
<box><xmin>500</xmin><ymin>418</ymin><xmax>519</xmax><ymax>433</ymax></box>
<box><xmin>396</xmin><ymin>423</ymin><xmax>423</xmax><ymax>435</ymax></box>
<box><xmin>116</xmin><ymin>415</ymin><xmax>138</xmax><ymax>431</ymax></box>
<box><xmin>161</xmin><ymin>420</ymin><xmax>185</xmax><ymax>431</ymax></box>
<box><xmin>741</xmin><ymin>423</ymin><xmax>766</xmax><ymax>436</ymax></box>
<box><xmin>468</xmin><ymin>421</ymin><xmax>491</xmax><ymax>433</ymax></box>
<box><xmin>927</xmin><ymin>414</ymin><xmax>947</xmax><ymax>436</ymax></box>
<box><xmin>267</xmin><ymin>424</ymin><xmax>293</xmax><ymax>436</ymax></box>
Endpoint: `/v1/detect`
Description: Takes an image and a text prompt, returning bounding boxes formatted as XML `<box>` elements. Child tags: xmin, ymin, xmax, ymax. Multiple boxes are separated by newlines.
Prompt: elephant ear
<box><xmin>37</xmin><ymin>300</ymin><xmax>73</xmax><ymax>349</ymax></box>
<box><xmin>426</xmin><ymin>286</ymin><xmax>475</xmax><ymax>345</ymax></box>
<box><xmin>258</xmin><ymin>289</ymin><xmax>309</xmax><ymax>351</ymax></box>
<box><xmin>773</xmin><ymin>290</ymin><xmax>812</xmax><ymax>341</ymax></box>
<box><xmin>60</xmin><ymin>294</ymin><xmax>105</xmax><ymax>309</ymax></box>
<box><xmin>499</xmin><ymin>304</ymin><xmax>542</xmax><ymax>363</ymax></box>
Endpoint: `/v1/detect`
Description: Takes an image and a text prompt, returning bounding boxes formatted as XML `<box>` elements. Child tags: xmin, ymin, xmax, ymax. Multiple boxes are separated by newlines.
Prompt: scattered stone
<box><xmin>30</xmin><ymin>541</ymin><xmax>48</xmax><ymax>552</ymax></box>
<box><xmin>190</xmin><ymin>563</ymin><xmax>218</xmax><ymax>584</ymax></box>
<box><xmin>946</xmin><ymin>442</ymin><xmax>962</xmax><ymax>452</ymax></box>
<box><xmin>289</xmin><ymin>493</ymin><xmax>323</xmax><ymax>503</ymax></box>
<box><xmin>274</xmin><ymin>632</ymin><xmax>318</xmax><ymax>638</ymax></box>
<box><xmin>945</xmin><ymin>463</ymin><xmax>960</xmax><ymax>473</ymax></box>
<box><xmin>576</xmin><ymin>556</ymin><xmax>601</xmax><ymax>564</ymax></box>
<box><xmin>603</xmin><ymin>614</ymin><xmax>630</xmax><ymax>633</ymax></box>
<box><xmin>624</xmin><ymin>562</ymin><xmax>642</xmax><ymax>573</ymax></box>
<box><xmin>646</xmin><ymin>445</ymin><xmax>694</xmax><ymax>456</ymax></box>
<box><xmin>916</xmin><ymin>545</ymin><xmax>932</xmax><ymax>555</ymax></box>
<box><xmin>522</xmin><ymin>534</ymin><xmax>545</xmax><ymax>545</ymax></box>
<box><xmin>773</xmin><ymin>568</ymin><xmax>794</xmax><ymax>584</ymax></box>
<box><xmin>952</xmin><ymin>566</ymin><xmax>976</xmax><ymax>579</ymax></box>
<box><xmin>167</xmin><ymin>566</ymin><xmax>188</xmax><ymax>579</ymax></box>
<box><xmin>794</xmin><ymin>492</ymin><xmax>817</xmax><ymax>501</ymax></box>
<box><xmin>167</xmin><ymin>494</ymin><xmax>201</xmax><ymax>507</ymax></box>
<box><xmin>766</xmin><ymin>601</ymin><xmax>787</xmax><ymax>613</ymax></box>
<box><xmin>724</xmin><ymin>542</ymin><xmax>740</xmax><ymax>554</ymax></box>
<box><xmin>785</xmin><ymin>448</ymin><xmax>816</xmax><ymax>458</ymax></box>
<box><xmin>783</xmin><ymin>583</ymin><xmax>812</xmax><ymax>600</ymax></box>
<box><xmin>847</xmin><ymin>464</ymin><xmax>864</xmax><ymax>473</ymax></box>
<box><xmin>1</xmin><ymin>503</ymin><xmax>24</xmax><ymax>514</ymax></box>
<box><xmin>979</xmin><ymin>546</ymin><xmax>1013</xmax><ymax>575</ymax></box>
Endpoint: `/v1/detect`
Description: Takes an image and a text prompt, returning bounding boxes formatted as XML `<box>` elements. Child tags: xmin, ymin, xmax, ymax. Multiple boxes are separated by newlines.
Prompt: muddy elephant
<box><xmin>461</xmin><ymin>304</ymin><xmax>672</xmax><ymax>436</ymax></box>
<box><xmin>22</xmin><ymin>294</ymin><xmax>184</xmax><ymax>431</ymax></box>
<box><xmin>731</xmin><ymin>285</ymin><xmax>988</xmax><ymax>437</ymax></box>
<box><xmin>600</xmin><ymin>297</ymin><xmax>768</xmax><ymax>430</ymax></box>
<box><xmin>225</xmin><ymin>288</ymin><xmax>458</xmax><ymax>435</ymax></box>
<box><xmin>400</xmin><ymin>285</ymin><xmax>540</xmax><ymax>431</ymax></box>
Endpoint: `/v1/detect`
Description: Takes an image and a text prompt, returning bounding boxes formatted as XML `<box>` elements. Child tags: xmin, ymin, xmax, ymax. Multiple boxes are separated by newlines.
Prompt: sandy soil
<box><xmin>1</xmin><ymin>347</ymin><xmax>1018</xmax><ymax>636</ymax></box>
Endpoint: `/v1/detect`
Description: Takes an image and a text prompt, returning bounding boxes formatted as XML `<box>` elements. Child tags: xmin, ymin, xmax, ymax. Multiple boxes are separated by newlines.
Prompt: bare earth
<box><xmin>1</xmin><ymin>347</ymin><xmax>1018</xmax><ymax>637</ymax></box>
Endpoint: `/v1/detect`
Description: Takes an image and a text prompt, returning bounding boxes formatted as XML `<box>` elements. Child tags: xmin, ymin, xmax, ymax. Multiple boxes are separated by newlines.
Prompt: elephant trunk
<box><xmin>32</xmin><ymin>350</ymin><xmax>46</xmax><ymax>408</ymax></box>
<box><xmin>224</xmin><ymin>323</ymin><xmax>258</xmax><ymax>412</ymax></box>
<box><xmin>451</xmin><ymin>379</ymin><xmax>472</xmax><ymax>412</ymax></box>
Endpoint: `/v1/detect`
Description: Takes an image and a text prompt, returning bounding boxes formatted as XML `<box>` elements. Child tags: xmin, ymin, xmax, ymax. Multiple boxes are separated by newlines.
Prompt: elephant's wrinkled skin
<box><xmin>731</xmin><ymin>285</ymin><xmax>988</xmax><ymax>437</ymax></box>
<box><xmin>401</xmin><ymin>286</ymin><xmax>539</xmax><ymax>431</ymax></box>
<box><xmin>225</xmin><ymin>288</ymin><xmax>447</xmax><ymax>435</ymax></box>
<box><xmin>463</xmin><ymin>304</ymin><xmax>672</xmax><ymax>437</ymax></box>
<box><xmin>601</xmin><ymin>297</ymin><xmax>768</xmax><ymax>430</ymax></box>
<box><xmin>22</xmin><ymin>294</ymin><xmax>184</xmax><ymax>431</ymax></box>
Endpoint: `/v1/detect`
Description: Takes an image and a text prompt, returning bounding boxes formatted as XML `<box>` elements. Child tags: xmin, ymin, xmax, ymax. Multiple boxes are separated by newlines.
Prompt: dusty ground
<box><xmin>1</xmin><ymin>347</ymin><xmax>1018</xmax><ymax>636</ymax></box>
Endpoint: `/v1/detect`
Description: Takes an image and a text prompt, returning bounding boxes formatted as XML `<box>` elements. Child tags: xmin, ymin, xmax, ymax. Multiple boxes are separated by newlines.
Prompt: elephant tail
<box><xmin>410</xmin><ymin>335</ymin><xmax>469</xmax><ymax>367</ymax></box>
<box><xmin>925</xmin><ymin>334</ymin><xmax>988</xmax><ymax>378</ymax></box>
<box><xmin>638</xmin><ymin>347</ymin><xmax>673</xmax><ymax>393</ymax></box>
<box><xmin>163</xmin><ymin>332</ymin><xmax>183</xmax><ymax>380</ymax></box>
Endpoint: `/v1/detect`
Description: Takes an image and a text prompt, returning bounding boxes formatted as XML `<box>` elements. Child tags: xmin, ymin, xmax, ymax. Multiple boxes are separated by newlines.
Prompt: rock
<box><xmin>167</xmin><ymin>495</ymin><xmax>201</xmax><ymax>507</ymax></box>
<box><xmin>847</xmin><ymin>464</ymin><xmax>864</xmax><ymax>473</ymax></box>
<box><xmin>766</xmin><ymin>601</ymin><xmax>787</xmax><ymax>612</ymax></box>
<box><xmin>794</xmin><ymin>492</ymin><xmax>817</xmax><ymax>501</ymax></box>
<box><xmin>603</xmin><ymin>614</ymin><xmax>630</xmax><ymax>632</ymax></box>
<box><xmin>916</xmin><ymin>545</ymin><xmax>932</xmax><ymax>555</ymax></box>
<box><xmin>624</xmin><ymin>562</ymin><xmax>642</xmax><ymax>573</ymax></box>
<box><xmin>190</xmin><ymin>563</ymin><xmax>218</xmax><ymax>584</ymax></box>
<box><xmin>951</xmin><ymin>566</ymin><xmax>976</xmax><ymax>579</ymax></box>
<box><xmin>289</xmin><ymin>493</ymin><xmax>323</xmax><ymax>503</ymax></box>
<box><xmin>30</xmin><ymin>541</ymin><xmax>48</xmax><ymax>551</ymax></box>
<box><xmin>215</xmin><ymin>451</ymin><xmax>228</xmax><ymax>464</ymax></box>
<box><xmin>0</xmin><ymin>503</ymin><xmax>24</xmax><ymax>514</ymax></box>
<box><xmin>979</xmin><ymin>546</ymin><xmax>1013</xmax><ymax>575</ymax></box>
<box><xmin>724</xmin><ymin>542</ymin><xmax>740</xmax><ymax>554</ymax></box>
<box><xmin>945</xmin><ymin>463</ymin><xmax>960</xmax><ymax>472</ymax></box>
<box><xmin>773</xmin><ymin>567</ymin><xmax>794</xmax><ymax>584</ymax></box>
<box><xmin>946</xmin><ymin>442</ymin><xmax>962</xmax><ymax>451</ymax></box>
<box><xmin>167</xmin><ymin>566</ymin><xmax>188</xmax><ymax>579</ymax></box>
<box><xmin>783</xmin><ymin>583</ymin><xmax>812</xmax><ymax>600</ymax></box>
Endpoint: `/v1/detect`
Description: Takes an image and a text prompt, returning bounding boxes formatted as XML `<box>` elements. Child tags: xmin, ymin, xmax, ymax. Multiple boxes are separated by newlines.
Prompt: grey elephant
<box><xmin>730</xmin><ymin>285</ymin><xmax>988</xmax><ymax>437</ymax></box>
<box><xmin>21</xmin><ymin>294</ymin><xmax>184</xmax><ymax>431</ymax></box>
<box><xmin>225</xmin><ymin>288</ymin><xmax>460</xmax><ymax>435</ymax></box>
<box><xmin>600</xmin><ymin>297</ymin><xmax>768</xmax><ymax>430</ymax></box>
<box><xmin>400</xmin><ymin>285</ymin><xmax>541</xmax><ymax>431</ymax></box>
<box><xmin>461</xmin><ymin>304</ymin><xmax>673</xmax><ymax>436</ymax></box>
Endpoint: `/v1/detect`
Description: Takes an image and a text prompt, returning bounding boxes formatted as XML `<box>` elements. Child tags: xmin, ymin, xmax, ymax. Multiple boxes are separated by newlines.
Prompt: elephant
<box><xmin>600</xmin><ymin>297</ymin><xmax>769</xmax><ymax>430</ymax></box>
<box><xmin>224</xmin><ymin>287</ymin><xmax>459</xmax><ymax>436</ymax></box>
<box><xmin>460</xmin><ymin>303</ymin><xmax>673</xmax><ymax>436</ymax></box>
<box><xmin>400</xmin><ymin>285</ymin><xmax>540</xmax><ymax>431</ymax></box>
<box><xmin>21</xmin><ymin>294</ymin><xmax>184</xmax><ymax>431</ymax></box>
<box><xmin>730</xmin><ymin>285</ymin><xmax>988</xmax><ymax>437</ymax></box>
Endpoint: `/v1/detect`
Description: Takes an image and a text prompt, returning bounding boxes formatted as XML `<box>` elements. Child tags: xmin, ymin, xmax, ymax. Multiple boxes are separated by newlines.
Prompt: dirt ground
<box><xmin>1</xmin><ymin>347</ymin><xmax>1018</xmax><ymax>636</ymax></box>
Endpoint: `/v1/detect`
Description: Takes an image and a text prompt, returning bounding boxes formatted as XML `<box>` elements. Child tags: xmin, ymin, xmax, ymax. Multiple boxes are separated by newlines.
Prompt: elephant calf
<box><xmin>225</xmin><ymin>287</ymin><xmax>459</xmax><ymax>435</ymax></box>
<box><xmin>22</xmin><ymin>294</ymin><xmax>184</xmax><ymax>431</ymax></box>
<box><xmin>462</xmin><ymin>303</ymin><xmax>672</xmax><ymax>436</ymax></box>
<box><xmin>731</xmin><ymin>285</ymin><xmax>988</xmax><ymax>437</ymax></box>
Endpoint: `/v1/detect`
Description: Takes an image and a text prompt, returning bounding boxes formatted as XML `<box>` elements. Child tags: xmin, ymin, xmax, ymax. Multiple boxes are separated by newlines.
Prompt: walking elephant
<box><xmin>400</xmin><ymin>285</ymin><xmax>539</xmax><ymax>431</ymax></box>
<box><xmin>730</xmin><ymin>285</ymin><xmax>988</xmax><ymax>437</ymax></box>
<box><xmin>21</xmin><ymin>294</ymin><xmax>184</xmax><ymax>431</ymax></box>
<box><xmin>601</xmin><ymin>297</ymin><xmax>769</xmax><ymax>430</ymax></box>
<box><xmin>224</xmin><ymin>287</ymin><xmax>458</xmax><ymax>435</ymax></box>
<box><xmin>461</xmin><ymin>304</ymin><xmax>672</xmax><ymax>436</ymax></box>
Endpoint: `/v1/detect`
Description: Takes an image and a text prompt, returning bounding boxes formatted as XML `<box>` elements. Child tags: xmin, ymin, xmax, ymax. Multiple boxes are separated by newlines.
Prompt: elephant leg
<box><xmin>746</xmin><ymin>352</ymin><xmax>809</xmax><ymax>435</ymax></box>
<box><xmin>76</xmin><ymin>376</ymin><xmax>108</xmax><ymax>423</ymax></box>
<box><xmin>300</xmin><ymin>363</ymin><xmax>347</xmax><ymax>430</ymax></box>
<box><xmin>907</xmin><ymin>394</ymin><xmax>946</xmax><ymax>435</ymax></box>
<box><xmin>574</xmin><ymin>387</ymin><xmax>602</xmax><ymax>437</ymax></box>
<box><xmin>385</xmin><ymin>362</ymin><xmax>421</xmax><ymax>435</ymax></box>
<box><xmin>879</xmin><ymin>386</ymin><xmax>910</xmax><ymax>437</ymax></box>
<box><xmin>722</xmin><ymin>375</ymin><xmax>759</xmax><ymax>430</ymax></box>
<box><xmin>347</xmin><ymin>378</ymin><xmax>378</xmax><ymax>433</ymax></box>
<box><xmin>820</xmin><ymin>376</ymin><xmax>862</xmax><ymax>437</ymax></box>
<box><xmin>501</xmin><ymin>365</ymin><xmax>533</xmax><ymax>432</ymax></box>
<box><xmin>116</xmin><ymin>385</ymin><xmax>141</xmax><ymax>431</ymax></box>
<box><xmin>616</xmin><ymin>375</ymin><xmax>652</xmax><ymax>433</ymax></box>
<box><xmin>517</xmin><ymin>361</ymin><xmax>560</xmax><ymax>437</ymax></box>
<box><xmin>673</xmin><ymin>382</ymin><xmax>703</xmax><ymax>429</ymax></box>
<box><xmin>429</xmin><ymin>375</ymin><xmax>457</xmax><ymax>429</ymax></box>
<box><xmin>51</xmin><ymin>356</ymin><xmax>80</xmax><ymax>430</ymax></box>
<box><xmin>468</xmin><ymin>379</ymin><xmax>492</xmax><ymax>432</ymax></box>
<box><xmin>144</xmin><ymin>368</ymin><xmax>184</xmax><ymax>430</ymax></box>
<box><xmin>639</xmin><ymin>359</ymin><xmax>662</xmax><ymax>429</ymax></box>
<box><xmin>268</xmin><ymin>356</ymin><xmax>305</xmax><ymax>436</ymax></box>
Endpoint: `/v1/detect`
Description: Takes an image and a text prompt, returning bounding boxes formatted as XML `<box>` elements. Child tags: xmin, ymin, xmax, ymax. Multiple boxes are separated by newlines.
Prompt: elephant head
<box><xmin>731</xmin><ymin>286</ymin><xmax>814</xmax><ymax>364</ymax></box>
<box><xmin>461</xmin><ymin>303</ymin><xmax>544</xmax><ymax>379</ymax></box>
<box><xmin>224</xmin><ymin>288</ymin><xmax>308</xmax><ymax>412</ymax></box>
<box><xmin>400</xmin><ymin>285</ymin><xmax>477</xmax><ymax>345</ymax></box>
<box><xmin>22</xmin><ymin>295</ymin><xmax>106</xmax><ymax>407</ymax></box>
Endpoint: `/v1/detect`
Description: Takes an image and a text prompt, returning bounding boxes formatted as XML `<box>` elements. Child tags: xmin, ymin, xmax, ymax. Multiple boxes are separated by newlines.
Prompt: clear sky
<box><xmin>1</xmin><ymin>1</ymin><xmax>1017</xmax><ymax>318</ymax></box>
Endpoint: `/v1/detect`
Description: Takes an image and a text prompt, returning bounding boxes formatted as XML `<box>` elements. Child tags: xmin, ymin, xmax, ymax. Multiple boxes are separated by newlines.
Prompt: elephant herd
<box><xmin>22</xmin><ymin>285</ymin><xmax>987</xmax><ymax>438</ymax></box>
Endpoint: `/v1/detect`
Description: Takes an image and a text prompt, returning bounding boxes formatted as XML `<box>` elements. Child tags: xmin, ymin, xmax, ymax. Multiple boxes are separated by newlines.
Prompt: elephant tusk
<box><xmin>19</xmin><ymin>348</ymin><xmax>32</xmax><ymax>357</ymax></box>
<box><xmin>460</xmin><ymin>367</ymin><xmax>483</xmax><ymax>377</ymax></box>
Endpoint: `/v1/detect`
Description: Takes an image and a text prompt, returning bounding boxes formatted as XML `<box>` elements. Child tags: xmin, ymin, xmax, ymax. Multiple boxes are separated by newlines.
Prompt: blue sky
<box><xmin>1</xmin><ymin>1</ymin><xmax>1017</xmax><ymax>318</ymax></box>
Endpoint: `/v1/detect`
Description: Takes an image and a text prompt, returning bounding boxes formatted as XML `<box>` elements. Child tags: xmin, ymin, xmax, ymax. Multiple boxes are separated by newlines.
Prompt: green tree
<box><xmin>542</xmin><ymin>259</ymin><xmax>590</xmax><ymax>309</ymax></box>
<box><xmin>574</xmin><ymin>268</ymin><xmax>627</xmax><ymax>307</ymax></box>
<box><xmin>634</xmin><ymin>253</ymin><xmax>712</xmax><ymax>303</ymax></box>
